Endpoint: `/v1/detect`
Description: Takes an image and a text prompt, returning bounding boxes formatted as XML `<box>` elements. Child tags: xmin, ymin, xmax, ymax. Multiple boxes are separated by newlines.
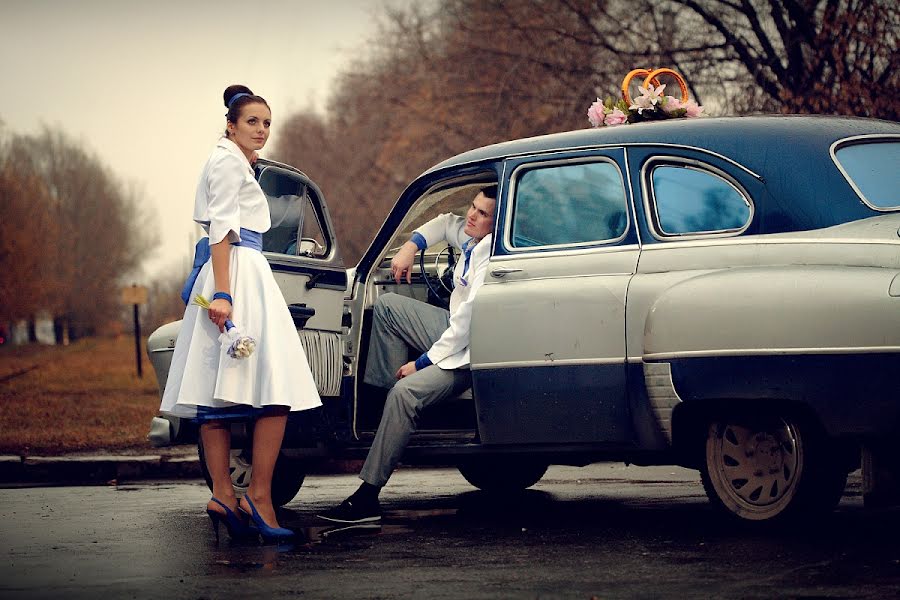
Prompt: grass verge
<box><xmin>0</xmin><ymin>336</ymin><xmax>160</xmax><ymax>455</ymax></box>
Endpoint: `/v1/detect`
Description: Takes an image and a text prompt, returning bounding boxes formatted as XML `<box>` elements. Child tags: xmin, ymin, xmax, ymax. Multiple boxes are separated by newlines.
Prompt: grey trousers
<box><xmin>360</xmin><ymin>293</ymin><xmax>471</xmax><ymax>487</ymax></box>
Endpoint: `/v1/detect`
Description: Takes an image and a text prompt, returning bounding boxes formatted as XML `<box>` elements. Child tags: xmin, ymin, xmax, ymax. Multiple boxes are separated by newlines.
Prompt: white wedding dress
<box><xmin>160</xmin><ymin>138</ymin><xmax>321</xmax><ymax>419</ymax></box>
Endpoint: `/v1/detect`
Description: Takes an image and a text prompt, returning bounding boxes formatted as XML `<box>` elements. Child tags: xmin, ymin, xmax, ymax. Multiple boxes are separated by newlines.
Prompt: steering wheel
<box><xmin>419</xmin><ymin>245</ymin><xmax>457</xmax><ymax>308</ymax></box>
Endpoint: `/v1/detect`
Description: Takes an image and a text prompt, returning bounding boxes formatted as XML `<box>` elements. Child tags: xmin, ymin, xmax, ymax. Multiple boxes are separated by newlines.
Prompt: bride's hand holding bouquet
<box><xmin>193</xmin><ymin>293</ymin><xmax>257</xmax><ymax>359</ymax></box>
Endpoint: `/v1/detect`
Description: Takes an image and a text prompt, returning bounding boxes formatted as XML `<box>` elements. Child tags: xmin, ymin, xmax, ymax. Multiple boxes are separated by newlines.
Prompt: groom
<box><xmin>318</xmin><ymin>185</ymin><xmax>497</xmax><ymax>523</ymax></box>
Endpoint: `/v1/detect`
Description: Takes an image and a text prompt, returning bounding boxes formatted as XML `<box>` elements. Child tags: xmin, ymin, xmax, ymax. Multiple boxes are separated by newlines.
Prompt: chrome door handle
<box><xmin>490</xmin><ymin>267</ymin><xmax>523</xmax><ymax>277</ymax></box>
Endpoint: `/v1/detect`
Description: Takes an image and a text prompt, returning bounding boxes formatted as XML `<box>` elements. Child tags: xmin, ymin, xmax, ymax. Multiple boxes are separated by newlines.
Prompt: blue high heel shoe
<box><xmin>240</xmin><ymin>495</ymin><xmax>294</xmax><ymax>542</ymax></box>
<box><xmin>207</xmin><ymin>497</ymin><xmax>256</xmax><ymax>542</ymax></box>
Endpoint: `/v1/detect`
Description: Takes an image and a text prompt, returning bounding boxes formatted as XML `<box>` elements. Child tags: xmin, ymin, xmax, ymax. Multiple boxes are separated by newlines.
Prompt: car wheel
<box><xmin>700</xmin><ymin>413</ymin><xmax>847</xmax><ymax>522</ymax></box>
<box><xmin>458</xmin><ymin>457</ymin><xmax>548</xmax><ymax>493</ymax></box>
<box><xmin>197</xmin><ymin>442</ymin><xmax>306</xmax><ymax>507</ymax></box>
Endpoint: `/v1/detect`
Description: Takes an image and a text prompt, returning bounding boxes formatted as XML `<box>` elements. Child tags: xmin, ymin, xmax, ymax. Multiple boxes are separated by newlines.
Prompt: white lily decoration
<box><xmin>629</xmin><ymin>83</ymin><xmax>666</xmax><ymax>114</ymax></box>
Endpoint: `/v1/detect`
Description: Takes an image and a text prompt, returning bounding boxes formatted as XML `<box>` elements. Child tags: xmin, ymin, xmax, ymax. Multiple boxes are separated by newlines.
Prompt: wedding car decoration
<box><xmin>588</xmin><ymin>68</ymin><xmax>704</xmax><ymax>127</ymax></box>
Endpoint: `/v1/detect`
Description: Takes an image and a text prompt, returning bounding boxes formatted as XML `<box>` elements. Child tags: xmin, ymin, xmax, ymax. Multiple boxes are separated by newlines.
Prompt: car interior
<box><xmin>352</xmin><ymin>177</ymin><xmax>498</xmax><ymax>442</ymax></box>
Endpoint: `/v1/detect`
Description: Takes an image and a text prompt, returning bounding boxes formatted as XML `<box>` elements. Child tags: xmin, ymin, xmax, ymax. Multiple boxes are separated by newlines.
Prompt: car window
<box><xmin>295</xmin><ymin>199</ymin><xmax>328</xmax><ymax>257</ymax></box>
<box><xmin>834</xmin><ymin>140</ymin><xmax>900</xmax><ymax>210</ymax></box>
<box><xmin>258</xmin><ymin>166</ymin><xmax>328</xmax><ymax>258</ymax></box>
<box><xmin>650</xmin><ymin>165</ymin><xmax>751</xmax><ymax>236</ymax></box>
<box><xmin>510</xmin><ymin>161</ymin><xmax>627</xmax><ymax>248</ymax></box>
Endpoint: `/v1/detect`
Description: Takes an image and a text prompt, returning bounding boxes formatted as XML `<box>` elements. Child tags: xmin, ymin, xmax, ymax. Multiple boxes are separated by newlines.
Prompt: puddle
<box><xmin>201</xmin><ymin>507</ymin><xmax>456</xmax><ymax>574</ymax></box>
<box><xmin>300</xmin><ymin>521</ymin><xmax>415</xmax><ymax>544</ymax></box>
<box><xmin>386</xmin><ymin>507</ymin><xmax>457</xmax><ymax>521</ymax></box>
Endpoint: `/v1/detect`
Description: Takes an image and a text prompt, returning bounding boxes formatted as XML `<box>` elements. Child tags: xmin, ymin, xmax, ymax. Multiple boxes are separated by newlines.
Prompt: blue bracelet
<box><xmin>414</xmin><ymin>353</ymin><xmax>433</xmax><ymax>371</ymax></box>
<box><xmin>212</xmin><ymin>292</ymin><xmax>233</xmax><ymax>304</ymax></box>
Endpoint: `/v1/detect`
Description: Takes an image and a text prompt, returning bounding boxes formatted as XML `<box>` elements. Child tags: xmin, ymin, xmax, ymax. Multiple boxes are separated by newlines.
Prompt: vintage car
<box><xmin>147</xmin><ymin>115</ymin><xmax>900</xmax><ymax>522</ymax></box>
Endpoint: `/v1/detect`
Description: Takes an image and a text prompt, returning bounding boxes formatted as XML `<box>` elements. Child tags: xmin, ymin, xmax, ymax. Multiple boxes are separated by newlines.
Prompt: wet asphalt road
<box><xmin>1</xmin><ymin>463</ymin><xmax>898</xmax><ymax>600</ymax></box>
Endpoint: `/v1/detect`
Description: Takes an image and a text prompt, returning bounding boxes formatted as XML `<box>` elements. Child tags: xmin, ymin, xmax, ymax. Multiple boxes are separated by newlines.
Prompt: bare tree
<box><xmin>273</xmin><ymin>0</ymin><xmax>898</xmax><ymax>263</ymax></box>
<box><xmin>0</xmin><ymin>165</ymin><xmax>61</xmax><ymax>324</ymax></box>
<box><xmin>482</xmin><ymin>0</ymin><xmax>899</xmax><ymax>117</ymax></box>
<box><xmin>3</xmin><ymin>127</ymin><xmax>157</xmax><ymax>337</ymax></box>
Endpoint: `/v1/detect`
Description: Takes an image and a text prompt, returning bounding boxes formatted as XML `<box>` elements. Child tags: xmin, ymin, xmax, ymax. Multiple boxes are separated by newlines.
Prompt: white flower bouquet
<box><xmin>192</xmin><ymin>294</ymin><xmax>257</xmax><ymax>359</ymax></box>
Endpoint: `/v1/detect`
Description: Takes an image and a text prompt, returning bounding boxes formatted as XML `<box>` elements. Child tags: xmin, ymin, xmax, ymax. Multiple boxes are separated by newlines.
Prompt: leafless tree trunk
<box><xmin>2</xmin><ymin>128</ymin><xmax>157</xmax><ymax>337</ymax></box>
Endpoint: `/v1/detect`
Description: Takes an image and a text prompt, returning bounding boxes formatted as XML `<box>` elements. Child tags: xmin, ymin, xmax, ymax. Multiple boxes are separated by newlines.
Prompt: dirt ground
<box><xmin>0</xmin><ymin>336</ymin><xmax>159</xmax><ymax>454</ymax></box>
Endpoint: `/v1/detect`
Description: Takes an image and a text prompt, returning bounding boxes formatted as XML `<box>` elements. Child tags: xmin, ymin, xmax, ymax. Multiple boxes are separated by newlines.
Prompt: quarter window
<box><xmin>650</xmin><ymin>165</ymin><xmax>751</xmax><ymax>236</ymax></box>
<box><xmin>511</xmin><ymin>161</ymin><xmax>627</xmax><ymax>248</ymax></box>
<box><xmin>834</xmin><ymin>141</ymin><xmax>900</xmax><ymax>210</ymax></box>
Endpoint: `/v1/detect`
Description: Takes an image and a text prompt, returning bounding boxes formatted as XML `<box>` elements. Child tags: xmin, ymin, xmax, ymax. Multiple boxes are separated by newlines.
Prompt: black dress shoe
<box><xmin>317</xmin><ymin>497</ymin><xmax>381</xmax><ymax>523</ymax></box>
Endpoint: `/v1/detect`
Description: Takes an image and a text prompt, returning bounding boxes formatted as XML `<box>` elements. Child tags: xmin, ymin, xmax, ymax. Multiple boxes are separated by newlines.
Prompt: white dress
<box><xmin>160</xmin><ymin>137</ymin><xmax>322</xmax><ymax>419</ymax></box>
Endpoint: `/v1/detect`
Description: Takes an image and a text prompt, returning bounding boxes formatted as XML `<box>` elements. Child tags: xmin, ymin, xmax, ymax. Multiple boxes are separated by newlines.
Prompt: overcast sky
<box><xmin>0</xmin><ymin>0</ymin><xmax>406</xmax><ymax>278</ymax></box>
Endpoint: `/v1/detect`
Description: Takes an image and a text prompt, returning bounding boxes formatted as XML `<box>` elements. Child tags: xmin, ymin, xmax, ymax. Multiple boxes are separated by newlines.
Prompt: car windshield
<box><xmin>834</xmin><ymin>140</ymin><xmax>900</xmax><ymax>211</ymax></box>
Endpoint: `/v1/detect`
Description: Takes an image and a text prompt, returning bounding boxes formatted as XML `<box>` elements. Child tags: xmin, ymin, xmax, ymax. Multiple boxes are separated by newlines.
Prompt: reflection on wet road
<box><xmin>1</xmin><ymin>464</ymin><xmax>898</xmax><ymax>599</ymax></box>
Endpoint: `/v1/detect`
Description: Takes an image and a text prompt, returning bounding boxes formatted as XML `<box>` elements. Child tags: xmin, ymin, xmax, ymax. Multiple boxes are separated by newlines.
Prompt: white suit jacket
<box><xmin>415</xmin><ymin>213</ymin><xmax>493</xmax><ymax>370</ymax></box>
<box><xmin>193</xmin><ymin>137</ymin><xmax>270</xmax><ymax>244</ymax></box>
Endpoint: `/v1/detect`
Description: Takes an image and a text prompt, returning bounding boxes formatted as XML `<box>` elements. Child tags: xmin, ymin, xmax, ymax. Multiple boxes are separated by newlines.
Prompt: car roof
<box><xmin>425</xmin><ymin>115</ymin><xmax>900</xmax><ymax>174</ymax></box>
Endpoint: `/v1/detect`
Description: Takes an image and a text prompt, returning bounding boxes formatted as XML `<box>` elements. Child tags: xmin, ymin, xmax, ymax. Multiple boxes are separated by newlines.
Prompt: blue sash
<box><xmin>180</xmin><ymin>228</ymin><xmax>262</xmax><ymax>304</ymax></box>
<box><xmin>232</xmin><ymin>229</ymin><xmax>263</xmax><ymax>251</ymax></box>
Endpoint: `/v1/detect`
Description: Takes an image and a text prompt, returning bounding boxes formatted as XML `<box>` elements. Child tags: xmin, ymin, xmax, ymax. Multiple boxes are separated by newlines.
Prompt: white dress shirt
<box><xmin>193</xmin><ymin>137</ymin><xmax>271</xmax><ymax>244</ymax></box>
<box><xmin>414</xmin><ymin>213</ymin><xmax>493</xmax><ymax>370</ymax></box>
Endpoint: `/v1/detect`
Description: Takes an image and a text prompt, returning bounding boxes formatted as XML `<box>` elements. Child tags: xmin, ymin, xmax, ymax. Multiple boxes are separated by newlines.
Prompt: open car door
<box><xmin>254</xmin><ymin>159</ymin><xmax>346</xmax><ymax>398</ymax></box>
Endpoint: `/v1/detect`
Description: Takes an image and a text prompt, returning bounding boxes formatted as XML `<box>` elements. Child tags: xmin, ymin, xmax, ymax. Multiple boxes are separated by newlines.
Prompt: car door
<box><xmin>469</xmin><ymin>149</ymin><xmax>638</xmax><ymax>444</ymax></box>
<box><xmin>254</xmin><ymin>160</ymin><xmax>347</xmax><ymax>397</ymax></box>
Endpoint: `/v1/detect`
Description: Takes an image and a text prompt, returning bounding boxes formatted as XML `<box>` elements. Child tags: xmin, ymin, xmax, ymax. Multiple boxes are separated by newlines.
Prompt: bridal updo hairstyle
<box><xmin>223</xmin><ymin>84</ymin><xmax>269</xmax><ymax>137</ymax></box>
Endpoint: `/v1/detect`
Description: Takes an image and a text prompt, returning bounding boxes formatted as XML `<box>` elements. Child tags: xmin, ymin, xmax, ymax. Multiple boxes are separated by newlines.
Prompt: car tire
<box><xmin>700</xmin><ymin>412</ymin><xmax>847</xmax><ymax>522</ymax></box>
<box><xmin>458</xmin><ymin>457</ymin><xmax>548</xmax><ymax>493</ymax></box>
<box><xmin>197</xmin><ymin>441</ymin><xmax>306</xmax><ymax>507</ymax></box>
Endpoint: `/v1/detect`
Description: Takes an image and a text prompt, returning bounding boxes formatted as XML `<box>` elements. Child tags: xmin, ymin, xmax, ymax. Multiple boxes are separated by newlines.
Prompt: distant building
<box><xmin>8</xmin><ymin>311</ymin><xmax>56</xmax><ymax>345</ymax></box>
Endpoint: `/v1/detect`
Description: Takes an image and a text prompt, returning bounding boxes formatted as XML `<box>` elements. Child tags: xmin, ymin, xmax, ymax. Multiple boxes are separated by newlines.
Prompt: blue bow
<box><xmin>180</xmin><ymin>237</ymin><xmax>211</xmax><ymax>304</ymax></box>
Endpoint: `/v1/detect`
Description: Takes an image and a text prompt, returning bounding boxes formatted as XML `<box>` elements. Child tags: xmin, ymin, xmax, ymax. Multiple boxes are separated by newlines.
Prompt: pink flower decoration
<box><xmin>684</xmin><ymin>99</ymin><xmax>704</xmax><ymax>118</ymax></box>
<box><xmin>663</xmin><ymin>96</ymin><xmax>684</xmax><ymax>113</ymax></box>
<box><xmin>587</xmin><ymin>99</ymin><xmax>606</xmax><ymax>127</ymax></box>
<box><xmin>604</xmin><ymin>108</ymin><xmax>627</xmax><ymax>126</ymax></box>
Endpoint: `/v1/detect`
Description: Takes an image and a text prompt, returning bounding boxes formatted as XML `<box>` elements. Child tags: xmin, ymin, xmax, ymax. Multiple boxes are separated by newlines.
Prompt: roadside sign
<box><xmin>122</xmin><ymin>284</ymin><xmax>147</xmax><ymax>377</ymax></box>
<box><xmin>122</xmin><ymin>285</ymin><xmax>148</xmax><ymax>305</ymax></box>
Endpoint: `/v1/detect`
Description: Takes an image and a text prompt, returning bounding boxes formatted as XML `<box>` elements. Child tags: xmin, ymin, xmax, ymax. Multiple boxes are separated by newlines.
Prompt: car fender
<box><xmin>146</xmin><ymin>320</ymin><xmax>183</xmax><ymax>446</ymax></box>
<box><xmin>642</xmin><ymin>265</ymin><xmax>900</xmax><ymax>437</ymax></box>
<box><xmin>644</xmin><ymin>265</ymin><xmax>899</xmax><ymax>356</ymax></box>
<box><xmin>147</xmin><ymin>319</ymin><xmax>181</xmax><ymax>394</ymax></box>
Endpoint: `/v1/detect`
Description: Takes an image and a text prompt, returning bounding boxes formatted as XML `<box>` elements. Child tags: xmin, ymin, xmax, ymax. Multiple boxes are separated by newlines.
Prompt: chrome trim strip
<box><xmin>637</xmin><ymin>234</ymin><xmax>900</xmax><ymax>252</ymax></box>
<box><xmin>150</xmin><ymin>348</ymin><xmax>175</xmax><ymax>354</ymax></box>
<box><xmin>830</xmin><ymin>134</ymin><xmax>900</xmax><ymax>213</ymax></box>
<box><xmin>640</xmin><ymin>156</ymin><xmax>755</xmax><ymax>242</ymax></box>
<box><xmin>483</xmin><ymin>272</ymin><xmax>634</xmax><ymax>285</ymax></box>
<box><xmin>471</xmin><ymin>357</ymin><xmax>625</xmax><ymax>370</ymax></box>
<box><xmin>263</xmin><ymin>254</ymin><xmax>347</xmax><ymax>270</ymax></box>
<box><xmin>489</xmin><ymin>243</ymin><xmax>640</xmax><ymax>262</ymax></box>
<box><xmin>502</xmin><ymin>155</ymin><xmax>630</xmax><ymax>253</ymax></box>
<box><xmin>644</xmin><ymin>346</ymin><xmax>900</xmax><ymax>361</ymax></box>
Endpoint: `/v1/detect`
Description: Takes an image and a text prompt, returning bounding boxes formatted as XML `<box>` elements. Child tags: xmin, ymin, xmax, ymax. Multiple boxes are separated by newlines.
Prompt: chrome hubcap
<box><xmin>229</xmin><ymin>450</ymin><xmax>252</xmax><ymax>496</ymax></box>
<box><xmin>714</xmin><ymin>420</ymin><xmax>800</xmax><ymax>507</ymax></box>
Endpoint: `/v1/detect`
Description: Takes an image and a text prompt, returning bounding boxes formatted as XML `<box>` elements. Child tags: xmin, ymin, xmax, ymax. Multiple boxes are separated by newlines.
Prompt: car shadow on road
<box><xmin>353</xmin><ymin>488</ymin><xmax>900</xmax><ymax>547</ymax></box>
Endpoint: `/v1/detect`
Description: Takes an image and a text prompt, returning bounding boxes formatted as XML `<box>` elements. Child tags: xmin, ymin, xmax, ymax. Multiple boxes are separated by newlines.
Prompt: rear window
<box><xmin>834</xmin><ymin>140</ymin><xmax>900</xmax><ymax>210</ymax></box>
<box><xmin>648</xmin><ymin>163</ymin><xmax>752</xmax><ymax>237</ymax></box>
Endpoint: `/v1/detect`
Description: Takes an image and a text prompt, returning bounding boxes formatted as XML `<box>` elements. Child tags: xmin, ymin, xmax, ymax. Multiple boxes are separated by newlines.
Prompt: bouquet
<box><xmin>192</xmin><ymin>294</ymin><xmax>257</xmax><ymax>359</ymax></box>
<box><xmin>587</xmin><ymin>67</ymin><xmax>704</xmax><ymax>128</ymax></box>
